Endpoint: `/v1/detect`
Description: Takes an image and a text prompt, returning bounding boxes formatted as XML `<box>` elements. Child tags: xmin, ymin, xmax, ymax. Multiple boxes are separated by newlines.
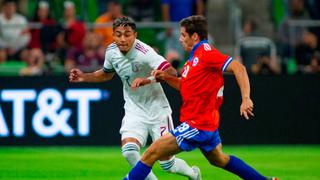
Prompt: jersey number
<box><xmin>182</xmin><ymin>65</ymin><xmax>190</xmax><ymax>78</ymax></box>
<box><xmin>160</xmin><ymin>126</ymin><xmax>166</xmax><ymax>136</ymax></box>
<box><xmin>124</xmin><ymin>75</ymin><xmax>131</xmax><ymax>86</ymax></box>
<box><xmin>172</xmin><ymin>122</ymin><xmax>190</xmax><ymax>134</ymax></box>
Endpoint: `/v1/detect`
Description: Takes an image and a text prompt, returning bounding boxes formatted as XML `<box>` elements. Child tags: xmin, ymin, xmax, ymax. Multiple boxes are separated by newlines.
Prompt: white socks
<box><xmin>159</xmin><ymin>156</ymin><xmax>197</xmax><ymax>179</ymax></box>
<box><xmin>122</xmin><ymin>142</ymin><xmax>158</xmax><ymax>180</ymax></box>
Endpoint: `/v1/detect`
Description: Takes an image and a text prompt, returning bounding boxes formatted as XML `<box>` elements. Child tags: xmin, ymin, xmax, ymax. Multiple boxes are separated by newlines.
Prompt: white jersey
<box><xmin>103</xmin><ymin>39</ymin><xmax>172</xmax><ymax>122</ymax></box>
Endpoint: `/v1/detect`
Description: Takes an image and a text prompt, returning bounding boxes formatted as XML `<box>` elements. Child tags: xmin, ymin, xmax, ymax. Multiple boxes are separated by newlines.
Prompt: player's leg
<box><xmin>124</xmin><ymin>132</ymin><xmax>181</xmax><ymax>180</ymax></box>
<box><xmin>200</xmin><ymin>130</ymin><xmax>268</xmax><ymax>180</ymax></box>
<box><xmin>121</xmin><ymin>138</ymin><xmax>142</xmax><ymax>167</ymax></box>
<box><xmin>159</xmin><ymin>156</ymin><xmax>200</xmax><ymax>180</ymax></box>
<box><xmin>120</xmin><ymin>114</ymin><xmax>158</xmax><ymax>180</ymax></box>
<box><xmin>149</xmin><ymin>115</ymin><xmax>200</xmax><ymax>179</ymax></box>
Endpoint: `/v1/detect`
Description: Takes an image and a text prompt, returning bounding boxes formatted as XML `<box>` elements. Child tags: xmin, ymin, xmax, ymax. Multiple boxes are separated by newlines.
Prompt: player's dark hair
<box><xmin>180</xmin><ymin>15</ymin><xmax>208</xmax><ymax>40</ymax></box>
<box><xmin>113</xmin><ymin>16</ymin><xmax>136</xmax><ymax>31</ymax></box>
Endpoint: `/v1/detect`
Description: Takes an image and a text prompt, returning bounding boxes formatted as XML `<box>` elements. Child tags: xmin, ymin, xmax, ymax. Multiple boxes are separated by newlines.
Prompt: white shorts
<box><xmin>119</xmin><ymin>113</ymin><xmax>174</xmax><ymax>147</ymax></box>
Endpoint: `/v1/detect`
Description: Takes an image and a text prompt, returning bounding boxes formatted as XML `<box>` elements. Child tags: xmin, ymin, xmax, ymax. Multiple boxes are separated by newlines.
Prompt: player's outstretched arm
<box><xmin>131</xmin><ymin>66</ymin><xmax>178</xmax><ymax>90</ymax></box>
<box><xmin>151</xmin><ymin>69</ymin><xmax>181</xmax><ymax>91</ymax></box>
<box><xmin>69</xmin><ymin>68</ymin><xmax>115</xmax><ymax>83</ymax></box>
<box><xmin>131</xmin><ymin>77</ymin><xmax>154</xmax><ymax>90</ymax></box>
<box><xmin>226</xmin><ymin>60</ymin><xmax>254</xmax><ymax>120</ymax></box>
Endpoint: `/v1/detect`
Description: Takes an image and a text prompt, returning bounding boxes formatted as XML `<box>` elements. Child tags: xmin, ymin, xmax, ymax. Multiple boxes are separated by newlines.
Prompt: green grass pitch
<box><xmin>0</xmin><ymin>145</ymin><xmax>319</xmax><ymax>180</ymax></box>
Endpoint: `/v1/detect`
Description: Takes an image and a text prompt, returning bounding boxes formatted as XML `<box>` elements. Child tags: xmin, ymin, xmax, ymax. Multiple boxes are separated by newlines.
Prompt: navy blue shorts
<box><xmin>170</xmin><ymin>122</ymin><xmax>221</xmax><ymax>152</ymax></box>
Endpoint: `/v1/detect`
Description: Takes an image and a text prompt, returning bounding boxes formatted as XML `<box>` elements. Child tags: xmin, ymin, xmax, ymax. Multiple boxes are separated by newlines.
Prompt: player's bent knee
<box><xmin>121</xmin><ymin>142</ymin><xmax>141</xmax><ymax>166</ymax></box>
<box><xmin>122</xmin><ymin>142</ymin><xmax>140</xmax><ymax>155</ymax></box>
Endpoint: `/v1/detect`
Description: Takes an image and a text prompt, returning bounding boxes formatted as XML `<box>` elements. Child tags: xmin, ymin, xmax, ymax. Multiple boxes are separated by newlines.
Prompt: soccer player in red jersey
<box><xmin>124</xmin><ymin>15</ymin><xmax>277</xmax><ymax>180</ymax></box>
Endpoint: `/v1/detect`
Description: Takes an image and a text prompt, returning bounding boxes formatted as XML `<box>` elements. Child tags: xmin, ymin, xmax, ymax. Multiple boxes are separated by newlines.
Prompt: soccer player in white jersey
<box><xmin>69</xmin><ymin>16</ymin><xmax>201</xmax><ymax>180</ymax></box>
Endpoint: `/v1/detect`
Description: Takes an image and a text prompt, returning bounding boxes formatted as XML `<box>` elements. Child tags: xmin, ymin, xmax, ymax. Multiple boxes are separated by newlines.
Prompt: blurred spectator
<box><xmin>304</xmin><ymin>0</ymin><xmax>320</xmax><ymax>45</ymax></box>
<box><xmin>308</xmin><ymin>51</ymin><xmax>320</xmax><ymax>73</ymax></box>
<box><xmin>56</xmin><ymin>1</ymin><xmax>86</xmax><ymax>64</ymax></box>
<box><xmin>295</xmin><ymin>31</ymin><xmax>320</xmax><ymax>73</ymax></box>
<box><xmin>0</xmin><ymin>0</ymin><xmax>30</xmax><ymax>63</ymax></box>
<box><xmin>29</xmin><ymin>1</ymin><xmax>58</xmax><ymax>52</ymax></box>
<box><xmin>240</xmin><ymin>16</ymin><xmax>260</xmax><ymax>38</ymax></box>
<box><xmin>236</xmin><ymin>37</ymin><xmax>280</xmax><ymax>75</ymax></box>
<box><xmin>61</xmin><ymin>1</ymin><xmax>86</xmax><ymax>48</ymax></box>
<box><xmin>160</xmin><ymin>0</ymin><xmax>204</xmax><ymax>62</ymax></box>
<box><xmin>64</xmin><ymin>31</ymin><xmax>104</xmax><ymax>72</ymax></box>
<box><xmin>20</xmin><ymin>48</ymin><xmax>44</xmax><ymax>76</ymax></box>
<box><xmin>277</xmin><ymin>0</ymin><xmax>310</xmax><ymax>58</ymax></box>
<box><xmin>94</xmin><ymin>0</ymin><xmax>122</xmax><ymax>47</ymax></box>
<box><xmin>251</xmin><ymin>56</ymin><xmax>281</xmax><ymax>75</ymax></box>
<box><xmin>125</xmin><ymin>0</ymin><xmax>160</xmax><ymax>46</ymax></box>
<box><xmin>126</xmin><ymin>0</ymin><xmax>156</xmax><ymax>22</ymax></box>
<box><xmin>236</xmin><ymin>16</ymin><xmax>280</xmax><ymax>75</ymax></box>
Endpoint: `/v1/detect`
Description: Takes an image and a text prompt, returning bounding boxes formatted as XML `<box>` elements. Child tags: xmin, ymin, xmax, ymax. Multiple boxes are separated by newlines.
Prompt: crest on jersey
<box><xmin>131</xmin><ymin>62</ymin><xmax>142</xmax><ymax>72</ymax></box>
<box><xmin>192</xmin><ymin>57</ymin><xmax>199</xmax><ymax>67</ymax></box>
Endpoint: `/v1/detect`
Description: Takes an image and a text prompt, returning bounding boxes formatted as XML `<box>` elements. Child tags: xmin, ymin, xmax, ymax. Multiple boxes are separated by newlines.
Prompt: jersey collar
<box><xmin>124</xmin><ymin>39</ymin><xmax>137</xmax><ymax>58</ymax></box>
<box><xmin>188</xmin><ymin>40</ymin><xmax>208</xmax><ymax>61</ymax></box>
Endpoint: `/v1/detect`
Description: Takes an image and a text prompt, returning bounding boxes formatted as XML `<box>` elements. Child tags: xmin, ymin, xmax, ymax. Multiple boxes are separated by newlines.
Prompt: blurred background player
<box><xmin>69</xmin><ymin>17</ymin><xmax>200</xmax><ymax>180</ymax></box>
<box><xmin>125</xmin><ymin>15</ymin><xmax>277</xmax><ymax>180</ymax></box>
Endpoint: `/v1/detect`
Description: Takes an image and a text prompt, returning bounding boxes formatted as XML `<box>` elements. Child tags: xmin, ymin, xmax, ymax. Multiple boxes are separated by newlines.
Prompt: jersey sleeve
<box><xmin>146</xmin><ymin>48</ymin><xmax>171</xmax><ymax>71</ymax></box>
<box><xmin>103</xmin><ymin>44</ymin><xmax>116</xmax><ymax>73</ymax></box>
<box><xmin>203</xmin><ymin>47</ymin><xmax>233</xmax><ymax>72</ymax></box>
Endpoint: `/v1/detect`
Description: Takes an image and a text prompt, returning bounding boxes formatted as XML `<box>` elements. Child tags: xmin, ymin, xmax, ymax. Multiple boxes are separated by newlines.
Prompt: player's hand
<box><xmin>69</xmin><ymin>68</ymin><xmax>84</xmax><ymax>83</ymax></box>
<box><xmin>240</xmin><ymin>97</ymin><xmax>254</xmax><ymax>120</ymax></box>
<box><xmin>151</xmin><ymin>70</ymin><xmax>167</xmax><ymax>81</ymax></box>
<box><xmin>131</xmin><ymin>77</ymin><xmax>150</xmax><ymax>90</ymax></box>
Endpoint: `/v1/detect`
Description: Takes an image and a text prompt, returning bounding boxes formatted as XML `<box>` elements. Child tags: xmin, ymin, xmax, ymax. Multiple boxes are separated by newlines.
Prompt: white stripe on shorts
<box><xmin>176</xmin><ymin>129</ymin><xmax>199</xmax><ymax>145</ymax></box>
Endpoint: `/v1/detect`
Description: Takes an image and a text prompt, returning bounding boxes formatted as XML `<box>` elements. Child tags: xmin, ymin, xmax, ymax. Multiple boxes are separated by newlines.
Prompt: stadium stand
<box><xmin>0</xmin><ymin>0</ymin><xmax>319</xmax><ymax>76</ymax></box>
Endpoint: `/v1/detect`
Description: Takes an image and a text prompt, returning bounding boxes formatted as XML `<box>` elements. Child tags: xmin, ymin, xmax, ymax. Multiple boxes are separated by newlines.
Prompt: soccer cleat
<box><xmin>189</xmin><ymin>166</ymin><xmax>202</xmax><ymax>180</ymax></box>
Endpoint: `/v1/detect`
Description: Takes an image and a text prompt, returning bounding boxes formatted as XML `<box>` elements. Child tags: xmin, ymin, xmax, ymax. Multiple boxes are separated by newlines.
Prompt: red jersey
<box><xmin>180</xmin><ymin>40</ymin><xmax>233</xmax><ymax>131</ymax></box>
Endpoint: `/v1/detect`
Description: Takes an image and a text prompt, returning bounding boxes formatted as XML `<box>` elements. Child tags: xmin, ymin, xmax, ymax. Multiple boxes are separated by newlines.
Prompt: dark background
<box><xmin>0</xmin><ymin>75</ymin><xmax>319</xmax><ymax>145</ymax></box>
